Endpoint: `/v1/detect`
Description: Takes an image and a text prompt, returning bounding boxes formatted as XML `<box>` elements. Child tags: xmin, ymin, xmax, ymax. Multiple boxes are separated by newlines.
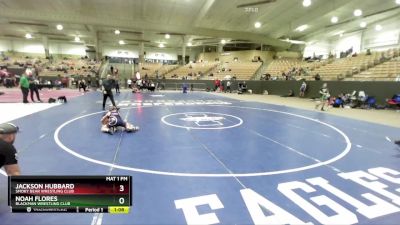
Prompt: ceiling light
<box><xmin>56</xmin><ymin>24</ymin><xmax>63</xmax><ymax>30</ymax></box>
<box><xmin>159</xmin><ymin>43</ymin><xmax>165</xmax><ymax>48</ymax></box>
<box><xmin>333</xmin><ymin>30</ymin><xmax>345</xmax><ymax>36</ymax></box>
<box><xmin>353</xmin><ymin>9</ymin><xmax>362</xmax><ymax>17</ymax></box>
<box><xmin>302</xmin><ymin>0</ymin><xmax>311</xmax><ymax>7</ymax></box>
<box><xmin>25</xmin><ymin>33</ymin><xmax>32</xmax><ymax>39</ymax></box>
<box><xmin>221</xmin><ymin>39</ymin><xmax>226</xmax><ymax>44</ymax></box>
<box><xmin>375</xmin><ymin>24</ymin><xmax>382</xmax><ymax>31</ymax></box>
<box><xmin>254</xmin><ymin>22</ymin><xmax>261</xmax><ymax>28</ymax></box>
<box><xmin>295</xmin><ymin>24</ymin><xmax>308</xmax><ymax>32</ymax></box>
<box><xmin>119</xmin><ymin>40</ymin><xmax>125</xmax><ymax>45</ymax></box>
<box><xmin>74</xmin><ymin>36</ymin><xmax>80</xmax><ymax>42</ymax></box>
<box><xmin>115</xmin><ymin>30</ymin><xmax>120</xmax><ymax>35</ymax></box>
<box><xmin>331</xmin><ymin>16</ymin><xmax>338</xmax><ymax>23</ymax></box>
<box><xmin>187</xmin><ymin>42</ymin><xmax>192</xmax><ymax>46</ymax></box>
<box><xmin>396</xmin><ymin>0</ymin><xmax>400</xmax><ymax>5</ymax></box>
<box><xmin>165</xmin><ymin>34</ymin><xmax>170</xmax><ymax>39</ymax></box>
<box><xmin>360</xmin><ymin>21</ymin><xmax>367</xmax><ymax>28</ymax></box>
<box><xmin>339</xmin><ymin>33</ymin><xmax>344</xmax><ymax>37</ymax></box>
<box><xmin>281</xmin><ymin>38</ymin><xmax>306</xmax><ymax>44</ymax></box>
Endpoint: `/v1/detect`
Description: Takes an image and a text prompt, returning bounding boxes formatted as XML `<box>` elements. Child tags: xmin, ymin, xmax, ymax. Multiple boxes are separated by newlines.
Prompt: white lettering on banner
<box><xmin>175</xmin><ymin>167</ymin><xmax>400</xmax><ymax>225</ymax></box>
<box><xmin>174</xmin><ymin>194</ymin><xmax>223</xmax><ymax>225</ymax></box>
<box><xmin>306</xmin><ymin>177</ymin><xmax>400</xmax><ymax>218</ymax></box>
<box><xmin>339</xmin><ymin>170</ymin><xmax>400</xmax><ymax>206</ymax></box>
<box><xmin>240</xmin><ymin>189</ymin><xmax>311</xmax><ymax>225</ymax></box>
<box><xmin>278</xmin><ymin>181</ymin><xmax>358</xmax><ymax>225</ymax></box>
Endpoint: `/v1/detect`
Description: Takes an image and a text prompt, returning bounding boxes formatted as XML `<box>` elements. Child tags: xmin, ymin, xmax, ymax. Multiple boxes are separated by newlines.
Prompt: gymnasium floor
<box><xmin>1</xmin><ymin>89</ymin><xmax>400</xmax><ymax>225</ymax></box>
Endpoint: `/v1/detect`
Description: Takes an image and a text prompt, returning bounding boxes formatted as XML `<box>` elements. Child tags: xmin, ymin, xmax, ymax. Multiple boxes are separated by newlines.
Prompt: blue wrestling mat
<box><xmin>1</xmin><ymin>91</ymin><xmax>400</xmax><ymax>225</ymax></box>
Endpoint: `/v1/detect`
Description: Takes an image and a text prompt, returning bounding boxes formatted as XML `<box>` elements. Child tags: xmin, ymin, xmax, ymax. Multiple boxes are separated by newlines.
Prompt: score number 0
<box><xmin>119</xmin><ymin>184</ymin><xmax>125</xmax><ymax>205</ymax></box>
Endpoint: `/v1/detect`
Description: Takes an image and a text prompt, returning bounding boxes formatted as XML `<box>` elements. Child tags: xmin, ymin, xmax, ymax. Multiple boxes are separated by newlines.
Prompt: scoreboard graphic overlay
<box><xmin>8</xmin><ymin>176</ymin><xmax>132</xmax><ymax>213</ymax></box>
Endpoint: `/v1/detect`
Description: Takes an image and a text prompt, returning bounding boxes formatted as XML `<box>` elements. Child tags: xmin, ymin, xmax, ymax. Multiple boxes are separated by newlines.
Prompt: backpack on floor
<box><xmin>58</xmin><ymin>96</ymin><xmax>67</xmax><ymax>103</ymax></box>
<box><xmin>48</xmin><ymin>98</ymin><xmax>56</xmax><ymax>103</ymax></box>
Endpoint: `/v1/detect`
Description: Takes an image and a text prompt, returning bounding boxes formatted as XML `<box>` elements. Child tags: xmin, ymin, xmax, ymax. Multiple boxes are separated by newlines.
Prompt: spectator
<box><xmin>115</xmin><ymin>78</ymin><xmax>120</xmax><ymax>94</ymax></box>
<box><xmin>315</xmin><ymin>83</ymin><xmax>330</xmax><ymax>111</ymax></box>
<box><xmin>333</xmin><ymin>93</ymin><xmax>345</xmax><ymax>108</ymax></box>
<box><xmin>226</xmin><ymin>80</ymin><xmax>232</xmax><ymax>93</ymax></box>
<box><xmin>127</xmin><ymin>78</ymin><xmax>132</xmax><ymax>89</ymax></box>
<box><xmin>78</xmin><ymin>79</ymin><xmax>87</xmax><ymax>92</ymax></box>
<box><xmin>299</xmin><ymin>81</ymin><xmax>307</xmax><ymax>97</ymax></box>
<box><xmin>19</xmin><ymin>73</ymin><xmax>29</xmax><ymax>103</ymax></box>
<box><xmin>238</xmin><ymin>81</ymin><xmax>247</xmax><ymax>94</ymax></box>
<box><xmin>102</xmin><ymin>75</ymin><xmax>116</xmax><ymax>110</ymax></box>
<box><xmin>0</xmin><ymin>123</ymin><xmax>21</xmax><ymax>176</ymax></box>
<box><xmin>28</xmin><ymin>75</ymin><xmax>42</xmax><ymax>102</ymax></box>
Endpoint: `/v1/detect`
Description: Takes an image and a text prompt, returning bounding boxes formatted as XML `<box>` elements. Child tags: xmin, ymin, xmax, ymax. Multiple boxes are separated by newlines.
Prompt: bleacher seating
<box><xmin>347</xmin><ymin>56</ymin><xmax>400</xmax><ymax>81</ymax></box>
<box><xmin>166</xmin><ymin>62</ymin><xmax>218</xmax><ymax>79</ymax></box>
<box><xmin>1</xmin><ymin>54</ymin><xmax>101</xmax><ymax>78</ymax></box>
<box><xmin>40</xmin><ymin>58</ymin><xmax>101</xmax><ymax>77</ymax></box>
<box><xmin>261</xmin><ymin>48</ymin><xmax>400</xmax><ymax>81</ymax></box>
<box><xmin>207</xmin><ymin>61</ymin><xmax>262</xmax><ymax>80</ymax></box>
<box><xmin>138</xmin><ymin>63</ymin><xmax>163</xmax><ymax>77</ymax></box>
<box><xmin>311</xmin><ymin>52</ymin><xmax>380</xmax><ymax>80</ymax></box>
<box><xmin>263</xmin><ymin>58</ymin><xmax>325</xmax><ymax>79</ymax></box>
<box><xmin>138</xmin><ymin>63</ymin><xmax>179</xmax><ymax>79</ymax></box>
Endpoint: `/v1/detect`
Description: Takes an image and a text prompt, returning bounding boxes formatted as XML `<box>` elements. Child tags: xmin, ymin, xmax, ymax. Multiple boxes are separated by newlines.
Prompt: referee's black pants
<box><xmin>102</xmin><ymin>90</ymin><xmax>116</xmax><ymax>110</ymax></box>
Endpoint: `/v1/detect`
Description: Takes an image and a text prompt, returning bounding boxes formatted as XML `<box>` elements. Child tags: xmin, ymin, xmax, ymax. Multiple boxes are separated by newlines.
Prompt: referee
<box><xmin>0</xmin><ymin>123</ymin><xmax>21</xmax><ymax>176</ymax></box>
<box><xmin>102</xmin><ymin>75</ymin><xmax>116</xmax><ymax>110</ymax></box>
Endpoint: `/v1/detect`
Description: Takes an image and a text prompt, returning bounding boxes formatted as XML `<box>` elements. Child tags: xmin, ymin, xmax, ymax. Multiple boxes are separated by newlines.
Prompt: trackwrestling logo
<box><xmin>161</xmin><ymin>112</ymin><xmax>243</xmax><ymax>130</ymax></box>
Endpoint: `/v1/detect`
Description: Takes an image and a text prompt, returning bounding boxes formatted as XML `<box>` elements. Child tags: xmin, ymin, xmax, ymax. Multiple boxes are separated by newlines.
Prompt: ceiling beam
<box><xmin>192</xmin><ymin>0</ymin><xmax>215</xmax><ymax>27</ymax></box>
<box><xmin>0</xmin><ymin>7</ymin><xmax>290</xmax><ymax>49</ymax></box>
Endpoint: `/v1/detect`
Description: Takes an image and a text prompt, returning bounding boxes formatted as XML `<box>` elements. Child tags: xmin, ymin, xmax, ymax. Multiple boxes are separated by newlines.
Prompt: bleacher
<box><xmin>348</xmin><ymin>56</ymin><xmax>400</xmax><ymax>81</ymax></box>
<box><xmin>158</xmin><ymin>64</ymin><xmax>179</xmax><ymax>77</ymax></box>
<box><xmin>207</xmin><ymin>61</ymin><xmax>262</xmax><ymax>80</ymax></box>
<box><xmin>138</xmin><ymin>63</ymin><xmax>163</xmax><ymax>77</ymax></box>
<box><xmin>311</xmin><ymin>52</ymin><xmax>381</xmax><ymax>80</ymax></box>
<box><xmin>166</xmin><ymin>62</ymin><xmax>218</xmax><ymax>79</ymax></box>
<box><xmin>40</xmin><ymin>58</ymin><xmax>101</xmax><ymax>77</ymax></box>
<box><xmin>1</xmin><ymin>54</ymin><xmax>101</xmax><ymax>78</ymax></box>
<box><xmin>138</xmin><ymin>63</ymin><xmax>179</xmax><ymax>79</ymax></box>
<box><xmin>263</xmin><ymin>58</ymin><xmax>325</xmax><ymax>80</ymax></box>
<box><xmin>261</xmin><ymin>48</ymin><xmax>400</xmax><ymax>81</ymax></box>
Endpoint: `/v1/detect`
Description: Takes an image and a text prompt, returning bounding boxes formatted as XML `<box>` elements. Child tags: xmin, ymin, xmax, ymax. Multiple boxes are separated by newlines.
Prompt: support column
<box><xmin>217</xmin><ymin>44</ymin><xmax>223</xmax><ymax>53</ymax></box>
<box><xmin>95</xmin><ymin>31</ymin><xmax>102</xmax><ymax>61</ymax></box>
<box><xmin>42</xmin><ymin>36</ymin><xmax>49</xmax><ymax>58</ymax></box>
<box><xmin>139</xmin><ymin>42</ymin><xmax>145</xmax><ymax>64</ymax></box>
<box><xmin>182</xmin><ymin>36</ymin><xmax>187</xmax><ymax>65</ymax></box>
